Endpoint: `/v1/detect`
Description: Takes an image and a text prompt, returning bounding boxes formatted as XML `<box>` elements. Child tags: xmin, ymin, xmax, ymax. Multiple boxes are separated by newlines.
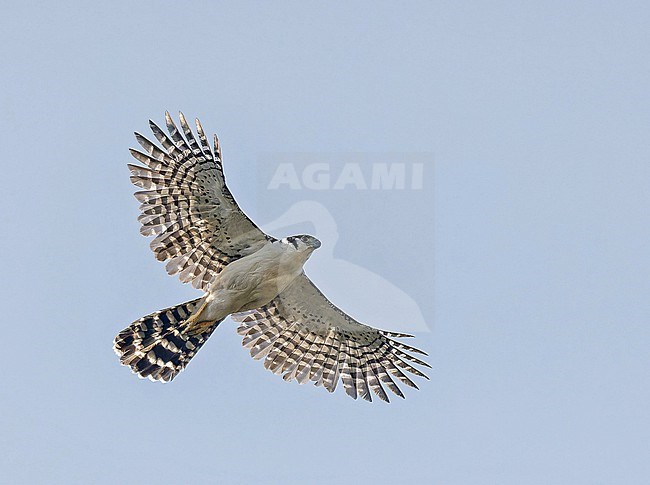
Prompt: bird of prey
<box><xmin>114</xmin><ymin>112</ymin><xmax>430</xmax><ymax>402</ymax></box>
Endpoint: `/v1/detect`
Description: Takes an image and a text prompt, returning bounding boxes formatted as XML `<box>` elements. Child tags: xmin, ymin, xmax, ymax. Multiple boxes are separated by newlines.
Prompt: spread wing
<box><xmin>232</xmin><ymin>274</ymin><xmax>430</xmax><ymax>402</ymax></box>
<box><xmin>128</xmin><ymin>112</ymin><xmax>274</xmax><ymax>291</ymax></box>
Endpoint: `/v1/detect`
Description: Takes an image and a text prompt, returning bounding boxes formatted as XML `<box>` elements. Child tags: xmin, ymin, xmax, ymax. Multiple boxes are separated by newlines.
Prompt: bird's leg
<box><xmin>183</xmin><ymin>298</ymin><xmax>215</xmax><ymax>336</ymax></box>
<box><xmin>186</xmin><ymin>320</ymin><xmax>215</xmax><ymax>337</ymax></box>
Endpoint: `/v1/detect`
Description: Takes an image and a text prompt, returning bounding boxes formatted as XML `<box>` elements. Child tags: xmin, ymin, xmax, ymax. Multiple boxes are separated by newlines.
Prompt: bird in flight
<box><xmin>114</xmin><ymin>112</ymin><xmax>430</xmax><ymax>402</ymax></box>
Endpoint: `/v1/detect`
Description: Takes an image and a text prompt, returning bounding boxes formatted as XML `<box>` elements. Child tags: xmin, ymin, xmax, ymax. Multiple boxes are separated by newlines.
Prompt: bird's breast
<box><xmin>211</xmin><ymin>246</ymin><xmax>304</xmax><ymax>312</ymax></box>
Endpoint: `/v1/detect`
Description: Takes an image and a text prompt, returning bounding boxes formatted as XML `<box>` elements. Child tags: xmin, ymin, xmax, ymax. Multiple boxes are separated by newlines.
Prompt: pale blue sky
<box><xmin>1</xmin><ymin>2</ymin><xmax>649</xmax><ymax>484</ymax></box>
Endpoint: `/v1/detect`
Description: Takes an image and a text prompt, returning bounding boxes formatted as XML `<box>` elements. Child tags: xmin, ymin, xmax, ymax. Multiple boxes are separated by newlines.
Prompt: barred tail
<box><xmin>113</xmin><ymin>298</ymin><xmax>223</xmax><ymax>382</ymax></box>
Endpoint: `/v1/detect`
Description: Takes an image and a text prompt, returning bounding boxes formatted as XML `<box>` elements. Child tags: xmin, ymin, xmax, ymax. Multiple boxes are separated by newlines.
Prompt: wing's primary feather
<box><xmin>233</xmin><ymin>274</ymin><xmax>430</xmax><ymax>402</ymax></box>
<box><xmin>128</xmin><ymin>112</ymin><xmax>275</xmax><ymax>290</ymax></box>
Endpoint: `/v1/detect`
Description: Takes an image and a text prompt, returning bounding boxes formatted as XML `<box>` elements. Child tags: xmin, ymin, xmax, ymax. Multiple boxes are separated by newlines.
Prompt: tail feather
<box><xmin>114</xmin><ymin>298</ymin><xmax>222</xmax><ymax>382</ymax></box>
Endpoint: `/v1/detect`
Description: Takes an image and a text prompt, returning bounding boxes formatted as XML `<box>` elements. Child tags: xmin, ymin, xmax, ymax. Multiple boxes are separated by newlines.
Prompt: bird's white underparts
<box><xmin>113</xmin><ymin>112</ymin><xmax>430</xmax><ymax>403</ymax></box>
<box><xmin>192</xmin><ymin>235</ymin><xmax>320</xmax><ymax>323</ymax></box>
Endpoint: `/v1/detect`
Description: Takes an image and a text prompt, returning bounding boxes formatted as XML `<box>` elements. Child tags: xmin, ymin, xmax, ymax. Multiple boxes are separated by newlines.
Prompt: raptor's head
<box><xmin>281</xmin><ymin>234</ymin><xmax>322</xmax><ymax>253</ymax></box>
